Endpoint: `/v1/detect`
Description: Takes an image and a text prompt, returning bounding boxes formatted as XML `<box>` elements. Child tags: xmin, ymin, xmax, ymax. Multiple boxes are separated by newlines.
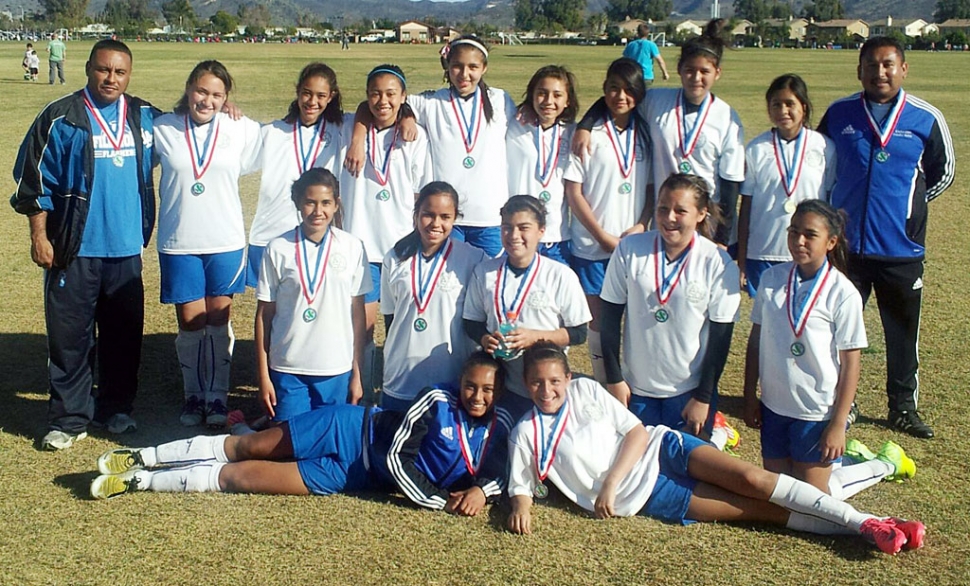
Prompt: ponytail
<box><xmin>679</xmin><ymin>19</ymin><xmax>729</xmax><ymax>69</ymax></box>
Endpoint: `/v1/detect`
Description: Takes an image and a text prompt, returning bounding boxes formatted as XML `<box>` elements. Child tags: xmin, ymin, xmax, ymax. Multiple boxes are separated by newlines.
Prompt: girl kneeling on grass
<box><xmin>92</xmin><ymin>353</ymin><xmax>513</xmax><ymax>516</ymax></box>
<box><xmin>506</xmin><ymin>343</ymin><xmax>925</xmax><ymax>555</ymax></box>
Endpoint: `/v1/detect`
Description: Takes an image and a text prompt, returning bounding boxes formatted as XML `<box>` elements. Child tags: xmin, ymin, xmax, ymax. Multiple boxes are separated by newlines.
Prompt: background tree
<box><xmin>209</xmin><ymin>10</ymin><xmax>238</xmax><ymax>35</ymax></box>
<box><xmin>604</xmin><ymin>0</ymin><xmax>672</xmax><ymax>22</ymax></box>
<box><xmin>935</xmin><ymin>0</ymin><xmax>970</xmax><ymax>21</ymax></box>
<box><xmin>161</xmin><ymin>0</ymin><xmax>195</xmax><ymax>31</ymax></box>
<box><xmin>733</xmin><ymin>0</ymin><xmax>770</xmax><ymax>22</ymax></box>
<box><xmin>516</xmin><ymin>0</ymin><xmax>587</xmax><ymax>32</ymax></box>
<box><xmin>40</xmin><ymin>0</ymin><xmax>88</xmax><ymax>28</ymax></box>
<box><xmin>238</xmin><ymin>3</ymin><xmax>271</xmax><ymax>33</ymax></box>
<box><xmin>803</xmin><ymin>0</ymin><xmax>844</xmax><ymax>21</ymax></box>
<box><xmin>102</xmin><ymin>0</ymin><xmax>156</xmax><ymax>36</ymax></box>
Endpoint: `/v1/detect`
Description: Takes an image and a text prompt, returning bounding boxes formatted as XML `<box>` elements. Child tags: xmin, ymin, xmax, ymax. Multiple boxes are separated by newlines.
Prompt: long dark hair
<box><xmin>392</xmin><ymin>181</ymin><xmax>461</xmax><ymax>261</ymax></box>
<box><xmin>501</xmin><ymin>195</ymin><xmax>548</xmax><ymax>230</ymax></box>
<box><xmin>517</xmin><ymin>65</ymin><xmax>579</xmax><ymax>125</ymax></box>
<box><xmin>766</xmin><ymin>73</ymin><xmax>813</xmax><ymax>129</ymax></box>
<box><xmin>604</xmin><ymin>57</ymin><xmax>646</xmax><ymax>108</ymax></box>
<box><xmin>175</xmin><ymin>60</ymin><xmax>233</xmax><ymax>115</ymax></box>
<box><xmin>284</xmin><ymin>62</ymin><xmax>343</xmax><ymax>125</ymax></box>
<box><xmin>679</xmin><ymin>19</ymin><xmax>728</xmax><ymax>70</ymax></box>
<box><xmin>523</xmin><ymin>341</ymin><xmax>571</xmax><ymax>380</ymax></box>
<box><xmin>792</xmin><ymin>200</ymin><xmax>849</xmax><ymax>275</ymax></box>
<box><xmin>290</xmin><ymin>167</ymin><xmax>340</xmax><ymax>206</ymax></box>
<box><xmin>444</xmin><ymin>35</ymin><xmax>494</xmax><ymax>124</ymax></box>
<box><xmin>657</xmin><ymin>173</ymin><xmax>722</xmax><ymax>241</ymax></box>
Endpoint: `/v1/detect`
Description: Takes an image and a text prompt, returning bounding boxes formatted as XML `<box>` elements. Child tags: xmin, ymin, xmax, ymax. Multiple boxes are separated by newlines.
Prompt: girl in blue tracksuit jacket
<box><xmin>90</xmin><ymin>352</ymin><xmax>513</xmax><ymax>515</ymax></box>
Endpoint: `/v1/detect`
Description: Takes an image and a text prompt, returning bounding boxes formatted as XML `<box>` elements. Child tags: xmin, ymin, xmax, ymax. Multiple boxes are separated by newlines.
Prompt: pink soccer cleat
<box><xmin>888</xmin><ymin>518</ymin><xmax>926</xmax><ymax>550</ymax></box>
<box><xmin>860</xmin><ymin>518</ymin><xmax>908</xmax><ymax>555</ymax></box>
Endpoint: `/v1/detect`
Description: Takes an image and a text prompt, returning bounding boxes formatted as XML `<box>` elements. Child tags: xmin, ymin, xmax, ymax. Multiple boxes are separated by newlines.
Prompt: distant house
<box><xmin>870</xmin><ymin>16</ymin><xmax>931</xmax><ymax>38</ymax></box>
<box><xmin>938</xmin><ymin>19</ymin><xmax>970</xmax><ymax>37</ymax></box>
<box><xmin>615</xmin><ymin>18</ymin><xmax>647</xmax><ymax>35</ymax></box>
<box><xmin>436</xmin><ymin>26</ymin><xmax>462</xmax><ymax>43</ymax></box>
<box><xmin>397</xmin><ymin>20</ymin><xmax>434</xmax><ymax>43</ymax></box>
<box><xmin>806</xmin><ymin>19</ymin><xmax>869</xmax><ymax>42</ymax></box>
<box><xmin>675</xmin><ymin>20</ymin><xmax>704</xmax><ymax>37</ymax></box>
<box><xmin>765</xmin><ymin>17</ymin><xmax>809</xmax><ymax>41</ymax></box>
<box><xmin>729</xmin><ymin>19</ymin><xmax>754</xmax><ymax>37</ymax></box>
<box><xmin>78</xmin><ymin>23</ymin><xmax>114</xmax><ymax>35</ymax></box>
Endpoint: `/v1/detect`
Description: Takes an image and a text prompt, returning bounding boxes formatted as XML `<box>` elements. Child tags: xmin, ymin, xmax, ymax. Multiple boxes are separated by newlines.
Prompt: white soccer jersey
<box><xmin>751</xmin><ymin>262</ymin><xmax>867</xmax><ymax>421</ymax></box>
<box><xmin>741</xmin><ymin>128</ymin><xmax>837</xmax><ymax>261</ymax></box>
<box><xmin>641</xmin><ymin>89</ymin><xmax>744</xmax><ymax>201</ymax></box>
<box><xmin>408</xmin><ymin>86</ymin><xmax>516</xmax><ymax>227</ymax></box>
<box><xmin>600</xmin><ymin>231</ymin><xmax>741</xmax><ymax>398</ymax></box>
<box><xmin>463</xmin><ymin>255</ymin><xmax>591</xmax><ymax>398</ymax></box>
<box><xmin>249</xmin><ymin>118</ymin><xmax>342</xmax><ymax>247</ymax></box>
<box><xmin>507</xmin><ymin>377</ymin><xmax>673</xmax><ymax>517</ymax></box>
<box><xmin>257</xmin><ymin>227</ymin><xmax>372</xmax><ymax>376</ymax></box>
<box><xmin>506</xmin><ymin>117</ymin><xmax>575</xmax><ymax>243</ymax></box>
<box><xmin>380</xmin><ymin>240</ymin><xmax>486</xmax><ymax>400</ymax></box>
<box><xmin>155</xmin><ymin>112</ymin><xmax>262</xmax><ymax>254</ymax></box>
<box><xmin>340</xmin><ymin>114</ymin><xmax>433</xmax><ymax>263</ymax></box>
<box><xmin>563</xmin><ymin>119</ymin><xmax>649</xmax><ymax>261</ymax></box>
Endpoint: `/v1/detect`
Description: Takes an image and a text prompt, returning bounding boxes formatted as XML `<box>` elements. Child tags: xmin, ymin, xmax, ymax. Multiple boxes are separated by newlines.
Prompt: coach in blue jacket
<box><xmin>11</xmin><ymin>39</ymin><xmax>159</xmax><ymax>450</ymax></box>
<box><xmin>818</xmin><ymin>36</ymin><xmax>955</xmax><ymax>439</ymax></box>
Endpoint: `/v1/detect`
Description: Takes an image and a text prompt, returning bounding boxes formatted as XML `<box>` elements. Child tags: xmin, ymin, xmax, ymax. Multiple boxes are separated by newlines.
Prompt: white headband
<box><xmin>449</xmin><ymin>39</ymin><xmax>489</xmax><ymax>59</ymax></box>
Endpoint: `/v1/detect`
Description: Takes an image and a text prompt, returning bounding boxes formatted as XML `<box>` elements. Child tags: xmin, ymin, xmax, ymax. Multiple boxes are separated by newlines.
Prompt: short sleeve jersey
<box><xmin>751</xmin><ymin>262</ymin><xmax>867</xmax><ymax>421</ymax></box>
<box><xmin>600</xmin><ymin>231</ymin><xmax>741</xmax><ymax>398</ymax></box>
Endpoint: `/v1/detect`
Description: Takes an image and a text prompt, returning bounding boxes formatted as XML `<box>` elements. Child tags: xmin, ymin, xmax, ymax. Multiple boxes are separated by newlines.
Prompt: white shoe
<box><xmin>41</xmin><ymin>429</ymin><xmax>87</xmax><ymax>451</ymax></box>
<box><xmin>90</xmin><ymin>470</ymin><xmax>150</xmax><ymax>500</ymax></box>
<box><xmin>97</xmin><ymin>448</ymin><xmax>147</xmax><ymax>475</ymax></box>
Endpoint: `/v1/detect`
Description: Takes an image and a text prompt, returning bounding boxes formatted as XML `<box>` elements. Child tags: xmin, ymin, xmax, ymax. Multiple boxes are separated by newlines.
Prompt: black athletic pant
<box><xmin>45</xmin><ymin>256</ymin><xmax>144</xmax><ymax>433</ymax></box>
<box><xmin>847</xmin><ymin>256</ymin><xmax>923</xmax><ymax>413</ymax></box>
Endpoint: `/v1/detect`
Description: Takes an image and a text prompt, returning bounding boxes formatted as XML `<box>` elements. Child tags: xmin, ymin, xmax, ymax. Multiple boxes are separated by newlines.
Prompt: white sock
<box><xmin>828</xmin><ymin>460</ymin><xmax>893</xmax><ymax>500</ymax></box>
<box><xmin>206</xmin><ymin>323</ymin><xmax>234</xmax><ymax>399</ymax></box>
<box><xmin>146</xmin><ymin>462</ymin><xmax>226</xmax><ymax>493</ymax></box>
<box><xmin>150</xmin><ymin>434</ymin><xmax>230</xmax><ymax>466</ymax></box>
<box><xmin>361</xmin><ymin>341</ymin><xmax>377</xmax><ymax>395</ymax></box>
<box><xmin>769</xmin><ymin>474</ymin><xmax>873</xmax><ymax>533</ymax></box>
<box><xmin>710</xmin><ymin>427</ymin><xmax>729</xmax><ymax>451</ymax></box>
<box><xmin>175</xmin><ymin>328</ymin><xmax>206</xmax><ymax>398</ymax></box>
<box><xmin>786</xmin><ymin>512</ymin><xmax>856</xmax><ymax>535</ymax></box>
<box><xmin>588</xmin><ymin>330</ymin><xmax>606</xmax><ymax>384</ymax></box>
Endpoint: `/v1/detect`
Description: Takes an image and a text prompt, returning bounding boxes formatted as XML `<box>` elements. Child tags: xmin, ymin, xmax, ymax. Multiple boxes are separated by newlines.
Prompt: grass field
<box><xmin>1</xmin><ymin>42</ymin><xmax>969</xmax><ymax>585</ymax></box>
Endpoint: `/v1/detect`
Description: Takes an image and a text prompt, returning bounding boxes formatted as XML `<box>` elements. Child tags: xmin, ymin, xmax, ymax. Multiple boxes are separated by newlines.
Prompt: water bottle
<box><xmin>494</xmin><ymin>321</ymin><xmax>519</xmax><ymax>361</ymax></box>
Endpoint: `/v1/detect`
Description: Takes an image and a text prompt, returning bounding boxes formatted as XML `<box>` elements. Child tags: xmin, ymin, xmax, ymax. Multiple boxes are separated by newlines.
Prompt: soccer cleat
<box><xmin>97</xmin><ymin>448</ymin><xmax>147</xmax><ymax>475</ymax></box>
<box><xmin>844</xmin><ymin>439</ymin><xmax>878</xmax><ymax>465</ymax></box>
<box><xmin>860</xmin><ymin>518</ymin><xmax>907</xmax><ymax>555</ymax></box>
<box><xmin>180</xmin><ymin>395</ymin><xmax>205</xmax><ymax>427</ymax></box>
<box><xmin>40</xmin><ymin>430</ymin><xmax>87</xmax><ymax>451</ymax></box>
<box><xmin>887</xmin><ymin>518</ymin><xmax>926</xmax><ymax>550</ymax></box>
<box><xmin>205</xmin><ymin>398</ymin><xmax>229</xmax><ymax>428</ymax></box>
<box><xmin>712</xmin><ymin>411</ymin><xmax>741</xmax><ymax>453</ymax></box>
<box><xmin>90</xmin><ymin>470</ymin><xmax>148</xmax><ymax>500</ymax></box>
<box><xmin>847</xmin><ymin>402</ymin><xmax>860</xmax><ymax>428</ymax></box>
<box><xmin>877</xmin><ymin>441</ymin><xmax>916</xmax><ymax>482</ymax></box>
<box><xmin>888</xmin><ymin>410</ymin><xmax>934</xmax><ymax>439</ymax></box>
<box><xmin>105</xmin><ymin>413</ymin><xmax>137</xmax><ymax>434</ymax></box>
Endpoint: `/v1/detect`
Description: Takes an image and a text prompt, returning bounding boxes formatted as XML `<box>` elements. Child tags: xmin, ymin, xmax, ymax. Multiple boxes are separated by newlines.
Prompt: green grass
<box><xmin>1</xmin><ymin>42</ymin><xmax>969</xmax><ymax>585</ymax></box>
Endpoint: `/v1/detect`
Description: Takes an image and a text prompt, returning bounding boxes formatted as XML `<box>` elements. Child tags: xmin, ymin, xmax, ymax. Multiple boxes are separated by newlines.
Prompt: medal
<box><xmin>605</xmin><ymin>114</ymin><xmax>635</xmax><ymax>190</ymax></box>
<box><xmin>675</xmin><ymin>90</ymin><xmax>712</xmax><ymax>174</ymax></box>
<box><xmin>773</xmin><ymin>128</ymin><xmax>808</xmax><ymax>202</ymax></box>
<box><xmin>494</xmin><ymin>254</ymin><xmax>540</xmax><ymax>330</ymax></box>
<box><xmin>295</xmin><ymin>226</ymin><xmax>333</xmax><ymax>317</ymax></box>
<box><xmin>533</xmin><ymin>122</ymin><xmax>562</xmax><ymax>190</ymax></box>
<box><xmin>862</xmin><ymin>90</ymin><xmax>906</xmax><ymax>164</ymax></box>
<box><xmin>533</xmin><ymin>484</ymin><xmax>549</xmax><ymax>499</ymax></box>
<box><xmin>451</xmin><ymin>88</ymin><xmax>483</xmax><ymax>168</ymax></box>
<box><xmin>83</xmin><ymin>88</ymin><xmax>128</xmax><ymax>162</ymax></box>
<box><xmin>652</xmin><ymin>234</ymin><xmax>694</xmax><ymax>325</ymax></box>
<box><xmin>376</xmin><ymin>189</ymin><xmax>390</xmax><ymax>201</ymax></box>
<box><xmin>184</xmin><ymin>114</ymin><xmax>220</xmax><ymax>195</ymax></box>
<box><xmin>293</xmin><ymin>118</ymin><xmax>327</xmax><ymax>174</ymax></box>
<box><xmin>367</xmin><ymin>124</ymin><xmax>397</xmax><ymax>186</ymax></box>
<box><xmin>786</xmin><ymin>260</ymin><xmax>833</xmax><ymax>356</ymax></box>
<box><xmin>538</xmin><ymin>190</ymin><xmax>551</xmax><ymax>202</ymax></box>
<box><xmin>531</xmin><ymin>397</ymin><xmax>570</xmax><ymax>490</ymax></box>
<box><xmin>784</xmin><ymin>198</ymin><xmax>797</xmax><ymax>214</ymax></box>
<box><xmin>455</xmin><ymin>408</ymin><xmax>497</xmax><ymax>475</ymax></box>
<box><xmin>411</xmin><ymin>241</ymin><xmax>453</xmax><ymax>331</ymax></box>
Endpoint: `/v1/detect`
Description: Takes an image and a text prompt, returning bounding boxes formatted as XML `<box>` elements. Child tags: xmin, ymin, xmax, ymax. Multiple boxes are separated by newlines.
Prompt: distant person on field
<box><xmin>27</xmin><ymin>48</ymin><xmax>40</xmax><ymax>81</ymax></box>
<box><xmin>622</xmin><ymin>24</ymin><xmax>669</xmax><ymax>84</ymax></box>
<box><xmin>11</xmin><ymin>39</ymin><xmax>160</xmax><ymax>450</ymax></box>
<box><xmin>48</xmin><ymin>34</ymin><xmax>66</xmax><ymax>85</ymax></box>
<box><xmin>817</xmin><ymin>36</ymin><xmax>955</xmax><ymax>439</ymax></box>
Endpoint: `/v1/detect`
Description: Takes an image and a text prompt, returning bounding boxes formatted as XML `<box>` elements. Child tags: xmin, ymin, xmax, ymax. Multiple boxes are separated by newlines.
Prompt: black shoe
<box><xmin>888</xmin><ymin>410</ymin><xmax>934</xmax><ymax>439</ymax></box>
<box><xmin>847</xmin><ymin>402</ymin><xmax>860</xmax><ymax>428</ymax></box>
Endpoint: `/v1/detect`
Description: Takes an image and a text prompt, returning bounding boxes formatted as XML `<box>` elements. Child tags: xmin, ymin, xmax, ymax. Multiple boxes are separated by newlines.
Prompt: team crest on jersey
<box><xmin>436</xmin><ymin>271</ymin><xmax>459</xmax><ymax>294</ymax></box>
<box><xmin>218</xmin><ymin>135</ymin><xmax>231</xmax><ymax>149</ymax></box>
<box><xmin>526</xmin><ymin>290</ymin><xmax>550</xmax><ymax>310</ymax></box>
<box><xmin>329</xmin><ymin>253</ymin><xmax>347</xmax><ymax>272</ymax></box>
<box><xmin>141</xmin><ymin>128</ymin><xmax>153</xmax><ymax>149</ymax></box>
<box><xmin>686</xmin><ymin>281</ymin><xmax>706</xmax><ymax>304</ymax></box>
<box><xmin>582</xmin><ymin>402</ymin><xmax>604</xmax><ymax>421</ymax></box>
<box><xmin>441</xmin><ymin>426</ymin><xmax>454</xmax><ymax>441</ymax></box>
<box><xmin>806</xmin><ymin>150</ymin><xmax>823</xmax><ymax>168</ymax></box>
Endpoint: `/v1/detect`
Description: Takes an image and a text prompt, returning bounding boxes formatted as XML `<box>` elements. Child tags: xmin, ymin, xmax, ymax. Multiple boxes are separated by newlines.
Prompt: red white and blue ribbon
<box><xmin>410</xmin><ymin>241</ymin><xmax>452</xmax><ymax>315</ymax></box>
<box><xmin>185</xmin><ymin>114</ymin><xmax>220</xmax><ymax>181</ymax></box>
<box><xmin>450</xmin><ymin>87</ymin><xmax>483</xmax><ymax>155</ymax></box>
<box><xmin>83</xmin><ymin>88</ymin><xmax>127</xmax><ymax>151</ymax></box>
<box><xmin>456</xmin><ymin>408</ymin><xmax>496</xmax><ymax>475</ymax></box>
<box><xmin>772</xmin><ymin>127</ymin><xmax>808</xmax><ymax>197</ymax></box>
<box><xmin>367</xmin><ymin>125</ymin><xmax>398</xmax><ymax>186</ymax></box>
<box><xmin>654</xmin><ymin>233</ymin><xmax>694</xmax><ymax>307</ymax></box>
<box><xmin>531</xmin><ymin>398</ymin><xmax>570</xmax><ymax>482</ymax></box>
<box><xmin>295</xmin><ymin>227</ymin><xmax>332</xmax><ymax>306</ymax></box>
<box><xmin>676</xmin><ymin>91</ymin><xmax>712</xmax><ymax>161</ymax></box>
<box><xmin>605</xmin><ymin>115</ymin><xmax>635</xmax><ymax>179</ymax></box>
<box><xmin>293</xmin><ymin>119</ymin><xmax>327</xmax><ymax>174</ymax></box>
<box><xmin>862</xmin><ymin>89</ymin><xmax>907</xmax><ymax>148</ymax></box>
<box><xmin>786</xmin><ymin>260</ymin><xmax>832</xmax><ymax>338</ymax></box>
<box><xmin>533</xmin><ymin>122</ymin><xmax>562</xmax><ymax>188</ymax></box>
<box><xmin>494</xmin><ymin>254</ymin><xmax>540</xmax><ymax>323</ymax></box>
